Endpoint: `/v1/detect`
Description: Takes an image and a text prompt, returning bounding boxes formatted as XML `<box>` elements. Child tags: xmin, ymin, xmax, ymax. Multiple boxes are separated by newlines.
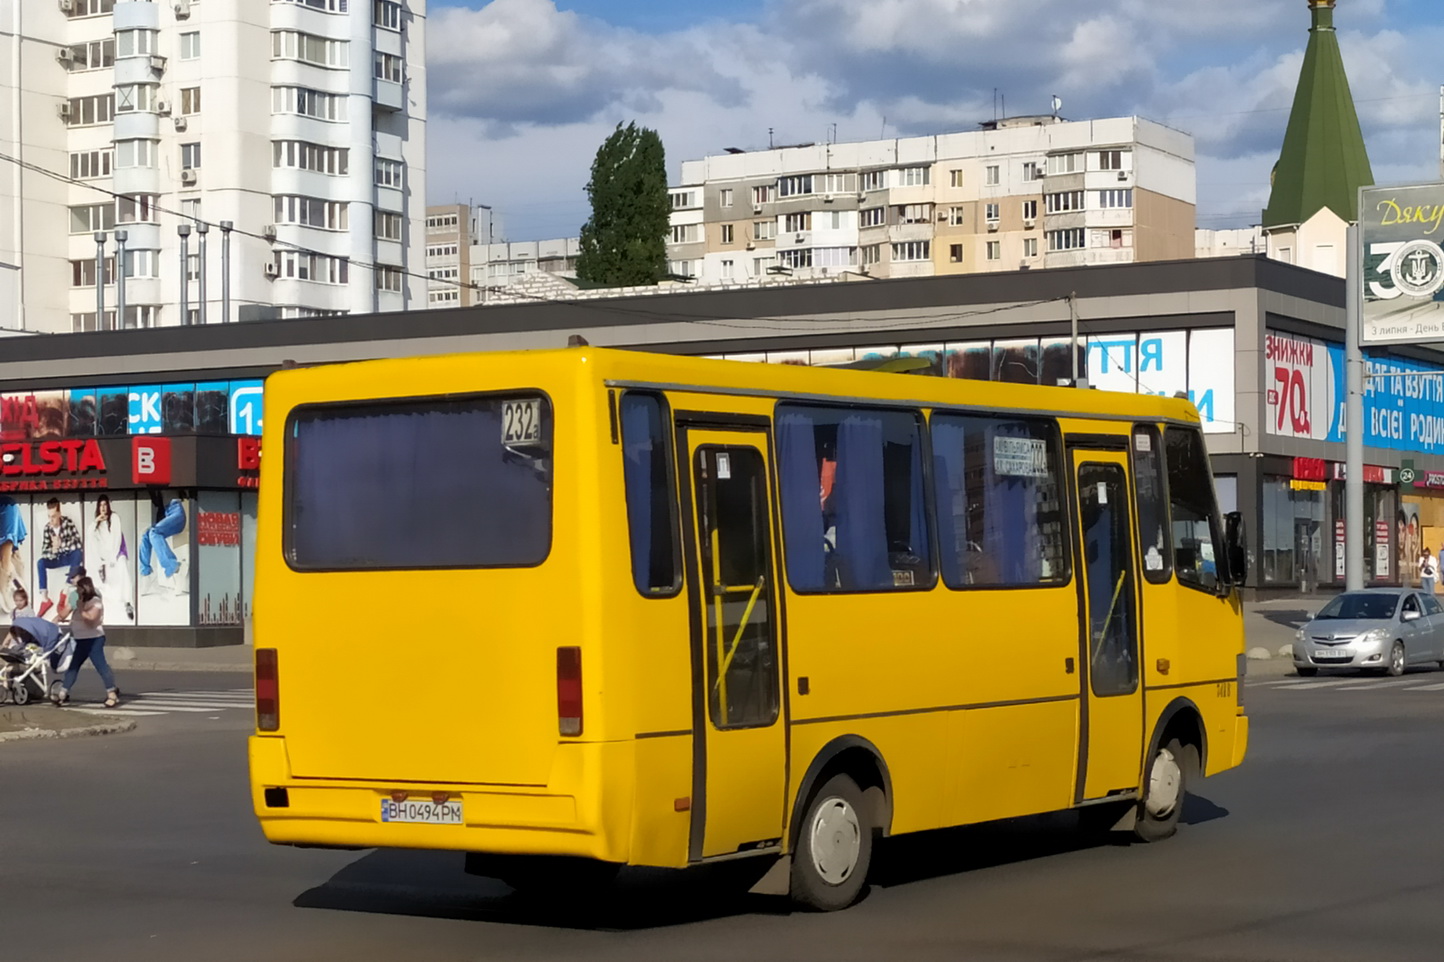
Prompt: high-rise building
<box><xmin>424</xmin><ymin>203</ymin><xmax>474</xmax><ymax>308</ymax></box>
<box><xmin>423</xmin><ymin>203</ymin><xmax>582</xmax><ymax>308</ymax></box>
<box><xmin>1260</xmin><ymin>0</ymin><xmax>1372</xmax><ymax>278</ymax></box>
<box><xmin>0</xmin><ymin>0</ymin><xmax>427</xmax><ymax>333</ymax></box>
<box><xmin>666</xmin><ymin>116</ymin><xmax>1195</xmax><ymax>287</ymax></box>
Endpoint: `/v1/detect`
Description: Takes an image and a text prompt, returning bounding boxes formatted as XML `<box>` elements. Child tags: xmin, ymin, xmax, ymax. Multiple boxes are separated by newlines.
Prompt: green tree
<box><xmin>576</xmin><ymin>122</ymin><xmax>670</xmax><ymax>286</ymax></box>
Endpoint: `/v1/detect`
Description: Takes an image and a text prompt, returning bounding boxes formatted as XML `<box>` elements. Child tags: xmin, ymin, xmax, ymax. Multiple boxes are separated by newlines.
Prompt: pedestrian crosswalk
<box><xmin>64</xmin><ymin>689</ymin><xmax>253</xmax><ymax>718</ymax></box>
<box><xmin>1253</xmin><ymin>676</ymin><xmax>1444</xmax><ymax>694</ymax></box>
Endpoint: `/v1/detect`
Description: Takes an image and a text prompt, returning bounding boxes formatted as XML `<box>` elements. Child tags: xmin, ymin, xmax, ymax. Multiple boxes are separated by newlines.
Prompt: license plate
<box><xmin>1315</xmin><ymin>649</ymin><xmax>1351</xmax><ymax>661</ymax></box>
<box><xmin>380</xmin><ymin>798</ymin><xmax>463</xmax><ymax>825</ymax></box>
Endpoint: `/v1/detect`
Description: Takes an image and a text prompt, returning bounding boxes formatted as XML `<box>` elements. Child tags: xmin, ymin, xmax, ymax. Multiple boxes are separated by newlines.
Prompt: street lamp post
<box><xmin>177</xmin><ymin>223</ymin><xmax>191</xmax><ymax>325</ymax></box>
<box><xmin>196</xmin><ymin>221</ymin><xmax>209</xmax><ymax>325</ymax></box>
<box><xmin>93</xmin><ymin>231</ymin><xmax>106</xmax><ymax>328</ymax></box>
<box><xmin>114</xmin><ymin>229</ymin><xmax>128</xmax><ymax>330</ymax></box>
<box><xmin>219</xmin><ymin>220</ymin><xmax>233</xmax><ymax>324</ymax></box>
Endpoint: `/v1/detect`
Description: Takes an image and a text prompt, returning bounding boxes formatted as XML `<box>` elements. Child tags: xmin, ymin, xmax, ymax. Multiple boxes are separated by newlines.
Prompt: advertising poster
<box><xmin>0</xmin><ymin>494</ymin><xmax>30</xmax><ymax>622</ymax></box>
<box><xmin>1360</xmin><ymin>183</ymin><xmax>1444</xmax><ymax>344</ymax></box>
<box><xmin>942</xmin><ymin>342</ymin><xmax>992</xmax><ymax>380</ymax></box>
<box><xmin>1187</xmin><ymin>329</ymin><xmax>1236</xmax><ymax>434</ymax></box>
<box><xmin>32</xmin><ymin>495</ymin><xmax>83</xmax><ymax>619</ymax></box>
<box><xmin>1041</xmin><ymin>338</ymin><xmax>1086</xmax><ymax>387</ymax></box>
<box><xmin>992</xmin><ymin>339</ymin><xmax>1040</xmax><ymax>384</ymax></box>
<box><xmin>240</xmin><ymin>492</ymin><xmax>258</xmax><ymax>624</ymax></box>
<box><xmin>1263</xmin><ymin>331</ymin><xmax>1343</xmax><ymax>441</ymax></box>
<box><xmin>195</xmin><ymin>382</ymin><xmax>229</xmax><ymax>434</ymax></box>
<box><xmin>85</xmin><ymin>493</ymin><xmax>138</xmax><ymax>626</ymax></box>
<box><xmin>1086</xmin><ymin>333</ymin><xmax>1140</xmax><ymax>393</ymax></box>
<box><xmin>135</xmin><ymin>493</ymin><xmax>190</xmax><ymax>626</ymax></box>
<box><xmin>196</xmin><ymin>491</ymin><xmax>242</xmax><ymax>627</ymax></box>
<box><xmin>1400</xmin><ymin>502</ymin><xmax>1422</xmax><ymax>585</ymax></box>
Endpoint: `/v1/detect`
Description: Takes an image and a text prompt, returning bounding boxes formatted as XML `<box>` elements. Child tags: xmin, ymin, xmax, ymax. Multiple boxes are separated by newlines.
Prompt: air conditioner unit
<box><xmin>264</xmin><ymin>262</ymin><xmax>279</xmax><ymax>278</ymax></box>
<box><xmin>173</xmin><ymin>116</ymin><xmax>187</xmax><ymax>131</ymax></box>
<box><xmin>56</xmin><ymin>48</ymin><xmax>75</xmax><ymax>65</ymax></box>
<box><xmin>745</xmin><ymin>242</ymin><xmax>756</xmax><ymax>251</ymax></box>
<box><xmin>262</xmin><ymin>224</ymin><xmax>277</xmax><ymax>241</ymax></box>
<box><xmin>987</xmin><ymin>221</ymin><xmax>999</xmax><ymax>232</ymax></box>
<box><xmin>1117</xmin><ymin>170</ymin><xmax>1128</xmax><ymax>181</ymax></box>
<box><xmin>795</xmin><ymin>233</ymin><xmax>806</xmax><ymax>243</ymax></box>
<box><xmin>1023</xmin><ymin>218</ymin><xmax>1036</xmax><ymax>229</ymax></box>
<box><xmin>58</xmin><ymin>0</ymin><xmax>74</xmax><ymax>12</ymax></box>
<box><xmin>823</xmin><ymin>193</ymin><xmax>835</xmax><ymax>203</ymax></box>
<box><xmin>752</xmin><ymin>205</ymin><xmax>764</xmax><ymax>214</ymax></box>
<box><xmin>156</xmin><ymin>100</ymin><xmax>171</xmax><ymax>116</ymax></box>
<box><xmin>180</xmin><ymin>168</ymin><xmax>197</xmax><ymax>185</ymax></box>
<box><xmin>174</xmin><ymin>1</ymin><xmax>191</xmax><ymax>18</ymax></box>
<box><xmin>57</xmin><ymin>102</ymin><xmax>71</xmax><ymax>120</ymax></box>
<box><xmin>149</xmin><ymin>55</ymin><xmax>167</xmax><ymax>72</ymax></box>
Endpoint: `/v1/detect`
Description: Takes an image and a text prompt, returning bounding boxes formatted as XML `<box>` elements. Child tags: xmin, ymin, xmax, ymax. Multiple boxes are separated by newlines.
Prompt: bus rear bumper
<box><xmin>249</xmin><ymin>736</ymin><xmax>626</xmax><ymax>862</ymax></box>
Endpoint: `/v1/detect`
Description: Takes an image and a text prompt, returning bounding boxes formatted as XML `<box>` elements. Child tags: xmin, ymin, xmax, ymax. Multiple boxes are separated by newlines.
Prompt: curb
<box><xmin>119</xmin><ymin>662</ymin><xmax>251</xmax><ymax>673</ymax></box>
<box><xmin>0</xmin><ymin>716</ymin><xmax>136</xmax><ymax>743</ymax></box>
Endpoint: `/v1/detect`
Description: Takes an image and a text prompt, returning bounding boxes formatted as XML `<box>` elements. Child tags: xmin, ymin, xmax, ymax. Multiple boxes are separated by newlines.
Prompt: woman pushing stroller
<box><xmin>50</xmin><ymin>571</ymin><xmax>119</xmax><ymax>709</ymax></box>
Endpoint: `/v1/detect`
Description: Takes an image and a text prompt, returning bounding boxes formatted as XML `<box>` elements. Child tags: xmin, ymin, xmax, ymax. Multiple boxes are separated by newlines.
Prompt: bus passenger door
<box><xmin>1071</xmin><ymin>451</ymin><xmax>1144</xmax><ymax>801</ymax></box>
<box><xmin>681</xmin><ymin>429</ymin><xmax>787</xmax><ymax>860</ymax></box>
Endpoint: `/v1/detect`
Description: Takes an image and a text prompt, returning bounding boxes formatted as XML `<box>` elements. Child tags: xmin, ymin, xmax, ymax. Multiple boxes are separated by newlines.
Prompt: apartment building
<box><xmin>423</xmin><ymin>203</ymin><xmax>581</xmax><ymax>308</ymax></box>
<box><xmin>0</xmin><ymin>0</ymin><xmax>427</xmax><ymax>333</ymax></box>
<box><xmin>666</xmin><ymin>116</ymin><xmax>1195</xmax><ymax>287</ymax></box>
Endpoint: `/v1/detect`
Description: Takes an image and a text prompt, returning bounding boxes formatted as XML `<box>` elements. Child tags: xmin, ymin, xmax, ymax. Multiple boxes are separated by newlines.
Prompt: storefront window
<box><xmin>1262</xmin><ymin>475</ymin><xmax>1327</xmax><ymax>588</ymax></box>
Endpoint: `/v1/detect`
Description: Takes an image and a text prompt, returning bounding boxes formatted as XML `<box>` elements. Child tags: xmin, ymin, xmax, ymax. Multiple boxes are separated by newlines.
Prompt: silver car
<box><xmin>1294</xmin><ymin>589</ymin><xmax>1444</xmax><ymax>677</ymax></box>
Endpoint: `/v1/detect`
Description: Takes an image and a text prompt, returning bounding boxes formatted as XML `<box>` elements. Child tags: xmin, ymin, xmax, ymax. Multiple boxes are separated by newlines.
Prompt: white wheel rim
<box><xmin>1145</xmin><ymin>747</ymin><xmax>1182</xmax><ymax>818</ymax></box>
<box><xmin>1393</xmin><ymin>645</ymin><xmax>1405</xmax><ymax>673</ymax></box>
<box><xmin>808</xmin><ymin>796</ymin><xmax>861</xmax><ymax>885</ymax></box>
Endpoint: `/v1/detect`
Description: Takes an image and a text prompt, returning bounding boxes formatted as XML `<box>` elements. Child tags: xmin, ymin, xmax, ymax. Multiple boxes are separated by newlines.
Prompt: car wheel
<box><xmin>1296</xmin><ymin>666</ymin><xmax>1318</xmax><ymax>677</ymax></box>
<box><xmin>1134</xmin><ymin>739</ymin><xmax>1191</xmax><ymax>843</ymax></box>
<box><xmin>790</xmin><ymin>773</ymin><xmax>873</xmax><ymax>912</ymax></box>
<box><xmin>1387</xmin><ymin>641</ymin><xmax>1406</xmax><ymax>677</ymax></box>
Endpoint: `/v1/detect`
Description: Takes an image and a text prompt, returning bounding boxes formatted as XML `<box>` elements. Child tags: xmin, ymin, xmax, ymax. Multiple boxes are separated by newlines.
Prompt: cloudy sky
<box><xmin>425</xmin><ymin>0</ymin><xmax>1443</xmax><ymax>241</ymax></box>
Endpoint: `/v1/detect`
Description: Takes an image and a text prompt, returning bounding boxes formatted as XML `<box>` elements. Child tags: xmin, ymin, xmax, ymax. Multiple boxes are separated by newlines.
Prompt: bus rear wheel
<box><xmin>1134</xmin><ymin>739</ymin><xmax>1190</xmax><ymax>842</ymax></box>
<box><xmin>790</xmin><ymin>773</ymin><xmax>872</xmax><ymax>912</ymax></box>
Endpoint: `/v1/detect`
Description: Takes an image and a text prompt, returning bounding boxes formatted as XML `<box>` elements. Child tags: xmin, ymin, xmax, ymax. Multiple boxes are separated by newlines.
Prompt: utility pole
<box><xmin>177</xmin><ymin>223</ymin><xmax>191</xmax><ymax>325</ymax></box>
<box><xmin>1345</xmin><ymin>222</ymin><xmax>1364</xmax><ymax>590</ymax></box>
<box><xmin>114</xmin><ymin>229</ymin><xmax>127</xmax><ymax>329</ymax></box>
<box><xmin>1068</xmin><ymin>292</ymin><xmax>1080</xmax><ymax>385</ymax></box>
<box><xmin>219</xmin><ymin>221</ymin><xmax>233</xmax><ymax>324</ymax></box>
<box><xmin>196</xmin><ymin>221</ymin><xmax>209</xmax><ymax>325</ymax></box>
<box><xmin>93</xmin><ymin>232</ymin><xmax>106</xmax><ymax>328</ymax></box>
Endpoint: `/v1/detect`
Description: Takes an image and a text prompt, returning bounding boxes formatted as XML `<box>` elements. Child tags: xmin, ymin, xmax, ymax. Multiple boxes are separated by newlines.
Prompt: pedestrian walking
<box><xmin>51</xmin><ymin>574</ymin><xmax>118</xmax><ymax>708</ymax></box>
<box><xmin>1420</xmin><ymin>547</ymin><xmax>1438</xmax><ymax>595</ymax></box>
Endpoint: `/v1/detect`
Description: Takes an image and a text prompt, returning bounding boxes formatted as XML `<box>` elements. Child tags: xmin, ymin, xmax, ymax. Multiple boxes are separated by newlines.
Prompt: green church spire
<box><xmin>1261</xmin><ymin>0</ymin><xmax>1374</xmax><ymax>227</ymax></box>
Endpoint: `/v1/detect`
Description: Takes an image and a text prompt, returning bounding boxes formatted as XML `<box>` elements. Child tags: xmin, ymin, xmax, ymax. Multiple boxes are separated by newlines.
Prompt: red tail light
<box><xmin>557</xmin><ymin>646</ymin><xmax>582</xmax><ymax>737</ymax></box>
<box><xmin>256</xmin><ymin>648</ymin><xmax>279</xmax><ymax>731</ymax></box>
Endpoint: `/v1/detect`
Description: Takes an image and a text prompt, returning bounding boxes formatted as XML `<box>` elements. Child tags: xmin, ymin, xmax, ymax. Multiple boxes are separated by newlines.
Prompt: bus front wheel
<box><xmin>1134</xmin><ymin>739</ymin><xmax>1190</xmax><ymax>842</ymax></box>
<box><xmin>790</xmin><ymin>773</ymin><xmax>873</xmax><ymax>911</ymax></box>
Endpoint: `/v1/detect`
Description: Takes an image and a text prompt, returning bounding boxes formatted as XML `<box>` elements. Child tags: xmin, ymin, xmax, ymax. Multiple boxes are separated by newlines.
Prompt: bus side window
<box><xmin>619</xmin><ymin>392</ymin><xmax>681</xmax><ymax>596</ymax></box>
<box><xmin>1164</xmin><ymin>427</ymin><xmax>1223</xmax><ymax>592</ymax></box>
<box><xmin>1132</xmin><ymin>425</ymin><xmax>1171</xmax><ymax>584</ymax></box>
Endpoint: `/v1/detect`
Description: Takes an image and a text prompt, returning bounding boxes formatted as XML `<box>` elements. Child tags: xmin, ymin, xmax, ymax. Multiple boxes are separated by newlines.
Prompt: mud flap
<box><xmin>747</xmin><ymin>854</ymin><xmax>792</xmax><ymax>896</ymax></box>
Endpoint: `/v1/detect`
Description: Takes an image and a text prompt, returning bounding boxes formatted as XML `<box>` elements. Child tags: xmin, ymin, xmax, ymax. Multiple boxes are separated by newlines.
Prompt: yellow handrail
<box><xmin>716</xmin><ymin>578</ymin><xmax>765</xmax><ymax>700</ymax></box>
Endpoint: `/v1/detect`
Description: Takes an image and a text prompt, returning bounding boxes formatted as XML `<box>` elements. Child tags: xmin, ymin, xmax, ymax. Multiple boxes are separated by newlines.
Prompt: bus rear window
<box><xmin>285</xmin><ymin>394</ymin><xmax>552</xmax><ymax>570</ymax></box>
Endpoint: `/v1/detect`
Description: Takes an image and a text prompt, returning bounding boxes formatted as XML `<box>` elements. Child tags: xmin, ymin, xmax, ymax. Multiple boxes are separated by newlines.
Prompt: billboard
<box><xmin>1361</xmin><ymin>183</ymin><xmax>1444</xmax><ymax>344</ymax></box>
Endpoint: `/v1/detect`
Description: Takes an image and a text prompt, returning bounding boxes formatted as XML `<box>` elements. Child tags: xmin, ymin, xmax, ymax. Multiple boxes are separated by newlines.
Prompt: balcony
<box><xmin>374</xmin><ymin>78</ymin><xmax>404</xmax><ymax>112</ymax></box>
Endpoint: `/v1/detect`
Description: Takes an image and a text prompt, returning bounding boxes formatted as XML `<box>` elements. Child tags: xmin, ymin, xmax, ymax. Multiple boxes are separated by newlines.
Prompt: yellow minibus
<box><xmin>249</xmin><ymin>346</ymin><xmax>1249</xmax><ymax>911</ymax></box>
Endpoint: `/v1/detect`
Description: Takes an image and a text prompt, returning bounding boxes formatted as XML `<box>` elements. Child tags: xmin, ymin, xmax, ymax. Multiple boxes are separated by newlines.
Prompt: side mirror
<box><xmin>1403</xmin><ymin>609</ymin><xmax>1422</xmax><ymax>622</ymax></box>
<box><xmin>1224</xmin><ymin>511</ymin><xmax>1247</xmax><ymax>587</ymax></box>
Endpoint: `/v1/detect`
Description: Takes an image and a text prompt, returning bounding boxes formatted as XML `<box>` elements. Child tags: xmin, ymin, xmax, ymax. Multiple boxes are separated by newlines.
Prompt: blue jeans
<box><xmin>139</xmin><ymin>500</ymin><xmax>185</xmax><ymax>578</ymax></box>
<box><xmin>62</xmin><ymin>636</ymin><xmax>116</xmax><ymax>692</ymax></box>
<box><xmin>38</xmin><ymin>547</ymin><xmax>82</xmax><ymax>591</ymax></box>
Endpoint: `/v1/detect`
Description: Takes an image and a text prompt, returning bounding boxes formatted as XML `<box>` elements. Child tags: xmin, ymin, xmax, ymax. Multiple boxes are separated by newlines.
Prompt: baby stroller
<box><xmin>0</xmin><ymin>616</ymin><xmax>70</xmax><ymax>706</ymax></box>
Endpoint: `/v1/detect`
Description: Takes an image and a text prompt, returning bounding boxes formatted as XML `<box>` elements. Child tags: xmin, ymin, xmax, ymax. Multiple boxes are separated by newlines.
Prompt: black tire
<box><xmin>1296</xmin><ymin>666</ymin><xmax>1318</xmax><ymax>677</ymax></box>
<box><xmin>790</xmin><ymin>773</ymin><xmax>873</xmax><ymax>912</ymax></box>
<box><xmin>1387</xmin><ymin>641</ymin><xmax>1406</xmax><ymax>677</ymax></box>
<box><xmin>11</xmin><ymin>682</ymin><xmax>29</xmax><ymax>706</ymax></box>
<box><xmin>1134</xmin><ymin>739</ymin><xmax>1191</xmax><ymax>843</ymax></box>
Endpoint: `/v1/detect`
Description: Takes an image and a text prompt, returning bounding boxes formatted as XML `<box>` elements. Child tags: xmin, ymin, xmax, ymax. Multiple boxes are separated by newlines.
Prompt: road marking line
<box><xmin>93</xmin><ymin>704</ymin><xmax>225</xmax><ymax>713</ymax></box>
<box><xmin>63</xmin><ymin>707</ymin><xmax>167</xmax><ymax>717</ymax></box>
<box><xmin>1275</xmin><ymin>679</ymin><xmax>1362</xmax><ymax>689</ymax></box>
<box><xmin>134</xmin><ymin>696</ymin><xmax>252</xmax><ymax>704</ymax></box>
<box><xmin>127</xmin><ymin>702</ymin><xmax>249</xmax><ymax>711</ymax></box>
<box><xmin>1332</xmin><ymin>679</ymin><xmax>1421</xmax><ymax>690</ymax></box>
<box><xmin>1403</xmin><ymin>682</ymin><xmax>1444</xmax><ymax>691</ymax></box>
<box><xmin>138</xmin><ymin>690</ymin><xmax>252</xmax><ymax>698</ymax></box>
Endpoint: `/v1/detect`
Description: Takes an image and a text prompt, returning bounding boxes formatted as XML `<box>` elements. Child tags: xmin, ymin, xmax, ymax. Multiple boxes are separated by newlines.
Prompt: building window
<box><xmin>778</xmin><ymin>175</ymin><xmax>813</xmax><ymax>197</ymax></box>
<box><xmin>818</xmin><ymin>173</ymin><xmax>850</xmax><ymax>194</ymax></box>
<box><xmin>720</xmin><ymin>259</ymin><xmax>734</xmax><ymax>279</ymax></box>
<box><xmin>861</xmin><ymin>170</ymin><xmax>886</xmax><ymax>192</ymax></box>
<box><xmin>123</xmin><ymin>249</ymin><xmax>159</xmax><ymax>278</ymax></box>
<box><xmin>1045</xmin><ymin>190</ymin><xmax>1085</xmax><ymax>214</ymax></box>
<box><xmin>1024</xmin><ymin>237</ymin><xmax>1038</xmax><ymax>257</ymax></box>
<box><xmin>374</xmin><ymin>0</ymin><xmax>403</xmax><ymax>29</ymax></box>
<box><xmin>721</xmin><ymin>224</ymin><xmax>734</xmax><ymax>245</ymax></box>
<box><xmin>720</xmin><ymin>188</ymin><xmax>733</xmax><ymax>208</ymax></box>
<box><xmin>70</xmin><ymin>258</ymin><xmax>116</xmax><ymax>287</ymax></box>
<box><xmin>115</xmin><ymin>83</ymin><xmax>158</xmax><ymax>113</ymax></box>
<box><xmin>69</xmin><ymin>149</ymin><xmax>113</xmax><ymax>180</ymax></box>
<box><xmin>1093</xmin><ymin>228</ymin><xmax>1133</xmax><ymax>249</ymax></box>
<box><xmin>899</xmin><ymin>167</ymin><xmax>930</xmax><ymax>187</ymax></box>
<box><xmin>272</xmin><ymin>30</ymin><xmax>349</xmax><ymax>68</ymax></box>
<box><xmin>783</xmin><ymin>212</ymin><xmax>811</xmax><ymax>234</ymax></box>
<box><xmin>180</xmin><ymin>86</ymin><xmax>201</xmax><ymax>115</ymax></box>
<box><xmin>950</xmin><ymin>169</ymin><xmax>964</xmax><ymax>188</ymax></box>
<box><xmin>115</xmin><ymin>29</ymin><xmax>157</xmax><ymax>58</ymax></box>
<box><xmin>949</xmin><ymin>243</ymin><xmax>963</xmax><ymax>263</ymax></box>
<box><xmin>896</xmin><ymin>204</ymin><xmax>932</xmax><ymax>225</ymax></box>
<box><xmin>860</xmin><ymin>207</ymin><xmax>885</xmax><ymax>228</ymax></box>
<box><xmin>375</xmin><ymin>158</ymin><xmax>405</xmax><ymax>188</ymax></box>
<box><xmin>117</xmin><ymin>194</ymin><xmax>159</xmax><ymax>224</ymax></box>
<box><xmin>670</xmin><ymin>190</ymin><xmax>694</xmax><ymax>209</ymax></box>
<box><xmin>71</xmin><ymin>311</ymin><xmax>116</xmax><ymax>332</ymax></box>
<box><xmin>1021</xmin><ymin>199</ymin><xmax>1038</xmax><ymax>221</ymax></box>
<box><xmin>273</xmin><ymin>251</ymin><xmax>350</xmax><ymax>284</ymax></box>
<box><xmin>892</xmin><ymin>241</ymin><xmax>930</xmax><ymax>261</ymax></box>
<box><xmin>1097</xmin><ymin>149</ymin><xmax>1126</xmax><ymax>171</ymax></box>
<box><xmin>180</xmin><ymin>142</ymin><xmax>201</xmax><ymax>169</ymax></box>
<box><xmin>943</xmin><ymin>206</ymin><xmax>963</xmax><ymax>227</ymax></box>
<box><xmin>374</xmin><ymin>211</ymin><xmax>403</xmax><ymax>241</ymax></box>
<box><xmin>986</xmin><ymin>241</ymin><xmax>1001</xmax><ymax>261</ymax></box>
<box><xmin>668</xmin><ymin>260</ymin><xmax>694</xmax><ymax>278</ymax></box>
<box><xmin>68</xmin><ymin>39</ymin><xmax>115</xmax><ymax>70</ymax></box>
<box><xmin>862</xmin><ymin>244</ymin><xmax>881</xmax><ymax>266</ymax></box>
<box><xmin>753</xmin><ymin>220</ymin><xmax>775</xmax><ymax>241</ymax></box>
<box><xmin>1047</xmin><ymin>228</ymin><xmax>1085</xmax><ymax>251</ymax></box>
<box><xmin>69</xmin><ymin>204</ymin><xmax>114</xmax><ymax>234</ymax></box>
<box><xmin>375</xmin><ymin>266</ymin><xmax>404</xmax><ymax>292</ymax></box>
<box><xmin>670</xmin><ymin>224</ymin><xmax>696</xmax><ymax>244</ymax></box>
<box><xmin>179</xmin><ymin>32</ymin><xmax>200</xmax><ymax>61</ymax></box>
<box><xmin>985</xmin><ymin>165</ymin><xmax>1000</xmax><ymax>186</ymax></box>
<box><xmin>374</xmin><ymin>52</ymin><xmax>402</xmax><ymax>83</ymax></box>
<box><xmin>1047</xmin><ymin>152</ymin><xmax>1082</xmax><ymax>175</ymax></box>
<box><xmin>778</xmin><ymin>248</ymin><xmax>813</xmax><ymax>269</ymax></box>
<box><xmin>273</xmin><ymin>141</ymin><xmax>349</xmax><ymax>175</ymax></box>
<box><xmin>271</xmin><ymin>86</ymin><xmax>346</xmax><ymax>121</ymax></box>
<box><xmin>752</xmin><ymin>184</ymin><xmax>775</xmax><ymax>205</ymax></box>
<box><xmin>181</xmin><ymin>198</ymin><xmax>201</xmax><ymax>222</ymax></box>
<box><xmin>1096</xmin><ymin>188</ymin><xmax>1134</xmax><ymax>209</ymax></box>
<box><xmin>815</xmin><ymin>247</ymin><xmax>854</xmax><ymax>268</ymax></box>
<box><xmin>114</xmin><ymin>139</ymin><xmax>156</xmax><ymax>169</ymax></box>
<box><xmin>985</xmin><ymin>202</ymin><xmax>999</xmax><ymax>223</ymax></box>
<box><xmin>65</xmin><ymin>0</ymin><xmax>114</xmax><ymax>17</ymax></box>
<box><xmin>65</xmin><ymin>94</ymin><xmax>114</xmax><ymax>127</ymax></box>
<box><xmin>275</xmin><ymin>195</ymin><xmax>350</xmax><ymax>231</ymax></box>
<box><xmin>1022</xmin><ymin>161</ymin><xmax>1042</xmax><ymax>181</ymax></box>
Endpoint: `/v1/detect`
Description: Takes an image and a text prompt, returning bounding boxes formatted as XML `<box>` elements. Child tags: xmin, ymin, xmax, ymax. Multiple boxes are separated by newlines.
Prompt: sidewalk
<box><xmin>109</xmin><ymin>643</ymin><xmax>253</xmax><ymax>673</ymax></box>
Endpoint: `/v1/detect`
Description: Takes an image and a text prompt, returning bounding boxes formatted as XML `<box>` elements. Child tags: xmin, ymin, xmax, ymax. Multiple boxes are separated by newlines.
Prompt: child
<box><xmin>11</xmin><ymin>588</ymin><xmax>34</xmax><ymax>620</ymax></box>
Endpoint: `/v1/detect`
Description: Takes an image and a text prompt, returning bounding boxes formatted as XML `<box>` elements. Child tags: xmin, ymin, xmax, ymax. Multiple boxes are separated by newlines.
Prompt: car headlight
<box><xmin>1360</xmin><ymin>627</ymin><xmax>1390</xmax><ymax>644</ymax></box>
<box><xmin>1295</xmin><ymin>627</ymin><xmax>1306</xmax><ymax>642</ymax></box>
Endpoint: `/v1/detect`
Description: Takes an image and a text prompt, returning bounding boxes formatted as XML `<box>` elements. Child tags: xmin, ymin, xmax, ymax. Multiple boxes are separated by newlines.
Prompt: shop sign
<box><xmin>236</xmin><ymin>437</ymin><xmax>261</xmax><ymax>490</ymax></box>
<box><xmin>1361</xmin><ymin>183</ymin><xmax>1444</xmax><ymax>345</ymax></box>
<box><xmin>1292</xmin><ymin>457</ymin><xmax>1330</xmax><ymax>481</ymax></box>
<box><xmin>1375</xmin><ymin>520</ymin><xmax>1392</xmax><ymax>578</ymax></box>
<box><xmin>1421</xmin><ymin>470</ymin><xmax>1444</xmax><ymax>489</ymax></box>
<box><xmin>132</xmin><ymin>436</ymin><xmax>171</xmax><ymax>485</ymax></box>
<box><xmin>196</xmin><ymin>511</ymin><xmax>241</xmax><ymax>547</ymax></box>
<box><xmin>1290</xmin><ymin>480</ymin><xmax>1326</xmax><ymax>491</ymax></box>
<box><xmin>1332</xmin><ymin>463</ymin><xmax>1395</xmax><ymax>484</ymax></box>
<box><xmin>1335</xmin><ymin>520</ymin><xmax>1346</xmax><ymax>578</ymax></box>
<box><xmin>0</xmin><ymin>439</ymin><xmax>107</xmax><ymax>492</ymax></box>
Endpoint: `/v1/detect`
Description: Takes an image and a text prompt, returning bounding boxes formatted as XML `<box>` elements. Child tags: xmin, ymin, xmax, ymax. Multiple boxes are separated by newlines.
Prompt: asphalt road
<box><xmin>6</xmin><ymin>669</ymin><xmax>1444</xmax><ymax>962</ymax></box>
